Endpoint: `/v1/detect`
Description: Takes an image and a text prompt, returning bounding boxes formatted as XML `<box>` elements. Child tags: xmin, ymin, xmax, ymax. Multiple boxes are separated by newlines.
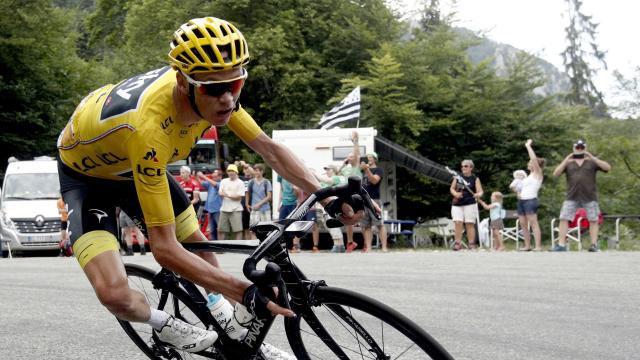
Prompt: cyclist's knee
<box><xmin>95</xmin><ymin>276</ymin><xmax>132</xmax><ymax>313</ymax></box>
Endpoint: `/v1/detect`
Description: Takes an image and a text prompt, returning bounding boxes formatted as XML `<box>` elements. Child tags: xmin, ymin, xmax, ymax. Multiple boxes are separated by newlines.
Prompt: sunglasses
<box><xmin>461</xmin><ymin>165</ymin><xmax>471</xmax><ymax>168</ymax></box>
<box><xmin>574</xmin><ymin>145</ymin><xmax>585</xmax><ymax>150</ymax></box>
<box><xmin>182</xmin><ymin>68</ymin><xmax>248</xmax><ymax>97</ymax></box>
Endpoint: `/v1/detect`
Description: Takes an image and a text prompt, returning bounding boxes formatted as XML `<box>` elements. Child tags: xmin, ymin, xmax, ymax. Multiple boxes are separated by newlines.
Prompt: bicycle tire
<box><xmin>285</xmin><ymin>286</ymin><xmax>453</xmax><ymax>360</ymax></box>
<box><xmin>118</xmin><ymin>263</ymin><xmax>218</xmax><ymax>360</ymax></box>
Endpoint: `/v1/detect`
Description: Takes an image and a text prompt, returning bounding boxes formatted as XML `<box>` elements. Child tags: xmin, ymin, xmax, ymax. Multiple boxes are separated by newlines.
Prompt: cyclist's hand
<box><xmin>267</xmin><ymin>300</ymin><xmax>295</xmax><ymax>318</ymax></box>
<box><xmin>243</xmin><ymin>284</ymin><xmax>295</xmax><ymax>319</ymax></box>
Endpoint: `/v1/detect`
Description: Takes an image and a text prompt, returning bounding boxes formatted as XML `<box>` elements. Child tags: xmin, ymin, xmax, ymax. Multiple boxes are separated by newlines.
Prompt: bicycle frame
<box><xmin>139</xmin><ymin>177</ymin><xmax>384</xmax><ymax>359</ymax></box>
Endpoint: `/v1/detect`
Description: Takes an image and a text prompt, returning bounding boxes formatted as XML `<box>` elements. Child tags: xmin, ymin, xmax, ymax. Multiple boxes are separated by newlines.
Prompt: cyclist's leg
<box><xmin>60</xmin><ymin>165</ymin><xmax>150</xmax><ymax>322</ymax></box>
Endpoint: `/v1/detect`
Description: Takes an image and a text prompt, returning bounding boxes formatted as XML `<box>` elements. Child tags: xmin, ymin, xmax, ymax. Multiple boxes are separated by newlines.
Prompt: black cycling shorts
<box><xmin>58</xmin><ymin>160</ymin><xmax>192</xmax><ymax>247</ymax></box>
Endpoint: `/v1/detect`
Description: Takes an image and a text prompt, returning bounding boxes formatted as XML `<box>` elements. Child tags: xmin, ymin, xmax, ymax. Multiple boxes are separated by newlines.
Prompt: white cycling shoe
<box><xmin>260</xmin><ymin>342</ymin><xmax>297</xmax><ymax>360</ymax></box>
<box><xmin>156</xmin><ymin>316</ymin><xmax>218</xmax><ymax>352</ymax></box>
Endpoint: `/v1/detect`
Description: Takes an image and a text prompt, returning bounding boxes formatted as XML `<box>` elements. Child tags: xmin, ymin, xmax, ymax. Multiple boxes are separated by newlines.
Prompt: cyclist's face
<box><xmin>193</xmin><ymin>67</ymin><xmax>245</xmax><ymax>127</ymax></box>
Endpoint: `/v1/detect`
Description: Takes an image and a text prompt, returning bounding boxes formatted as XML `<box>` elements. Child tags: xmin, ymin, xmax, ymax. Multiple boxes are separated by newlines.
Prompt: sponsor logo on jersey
<box><xmin>143</xmin><ymin>148</ymin><xmax>158</xmax><ymax>162</ymax></box>
<box><xmin>137</xmin><ymin>164</ymin><xmax>164</xmax><ymax>177</ymax></box>
<box><xmin>160</xmin><ymin>117</ymin><xmax>174</xmax><ymax>130</ymax></box>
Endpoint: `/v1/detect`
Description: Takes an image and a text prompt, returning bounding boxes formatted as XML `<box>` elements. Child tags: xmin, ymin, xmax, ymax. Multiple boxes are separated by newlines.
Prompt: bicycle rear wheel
<box><xmin>285</xmin><ymin>286</ymin><xmax>453</xmax><ymax>360</ymax></box>
<box><xmin>118</xmin><ymin>263</ymin><xmax>218</xmax><ymax>360</ymax></box>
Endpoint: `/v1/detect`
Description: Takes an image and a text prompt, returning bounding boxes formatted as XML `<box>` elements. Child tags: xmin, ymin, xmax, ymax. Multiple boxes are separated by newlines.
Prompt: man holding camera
<box><xmin>552</xmin><ymin>140</ymin><xmax>611</xmax><ymax>252</ymax></box>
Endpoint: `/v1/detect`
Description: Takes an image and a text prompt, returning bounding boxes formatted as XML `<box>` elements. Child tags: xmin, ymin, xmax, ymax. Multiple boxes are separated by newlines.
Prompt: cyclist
<box><xmin>57</xmin><ymin>17</ymin><xmax>363</xmax><ymax>354</ymax></box>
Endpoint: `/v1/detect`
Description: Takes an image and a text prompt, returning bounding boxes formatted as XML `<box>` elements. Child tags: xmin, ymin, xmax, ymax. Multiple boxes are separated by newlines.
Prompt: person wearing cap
<box><xmin>360</xmin><ymin>152</ymin><xmax>387</xmax><ymax>252</ymax></box>
<box><xmin>552</xmin><ymin>139</ymin><xmax>611</xmax><ymax>252</ymax></box>
<box><xmin>314</xmin><ymin>164</ymin><xmax>348</xmax><ymax>252</ymax></box>
<box><xmin>218</xmin><ymin>164</ymin><xmax>245</xmax><ymax>240</ymax></box>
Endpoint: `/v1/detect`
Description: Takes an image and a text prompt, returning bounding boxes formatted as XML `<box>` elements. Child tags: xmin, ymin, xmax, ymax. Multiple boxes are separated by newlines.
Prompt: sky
<box><xmin>392</xmin><ymin>0</ymin><xmax>639</xmax><ymax>109</ymax></box>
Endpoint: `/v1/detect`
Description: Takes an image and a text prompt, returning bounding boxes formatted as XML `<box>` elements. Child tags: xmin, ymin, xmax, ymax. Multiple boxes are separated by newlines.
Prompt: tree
<box><xmin>612</xmin><ymin>67</ymin><xmax>640</xmax><ymax>118</ymax></box>
<box><xmin>561</xmin><ymin>0</ymin><xmax>608</xmax><ymax>115</ymax></box>
<box><xmin>0</xmin><ymin>0</ymin><xmax>113</xmax><ymax>178</ymax></box>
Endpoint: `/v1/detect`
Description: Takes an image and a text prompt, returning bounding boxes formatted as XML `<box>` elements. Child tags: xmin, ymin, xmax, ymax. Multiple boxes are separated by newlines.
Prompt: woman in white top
<box><xmin>517</xmin><ymin>139</ymin><xmax>545</xmax><ymax>251</ymax></box>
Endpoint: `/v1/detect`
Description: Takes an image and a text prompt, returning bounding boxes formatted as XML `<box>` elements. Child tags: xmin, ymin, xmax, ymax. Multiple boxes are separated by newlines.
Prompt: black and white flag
<box><xmin>317</xmin><ymin>86</ymin><xmax>360</xmax><ymax>129</ymax></box>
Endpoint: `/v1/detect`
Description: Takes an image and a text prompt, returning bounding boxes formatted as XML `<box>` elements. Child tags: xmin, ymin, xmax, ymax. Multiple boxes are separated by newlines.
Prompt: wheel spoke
<box><xmin>287</xmin><ymin>286</ymin><xmax>452</xmax><ymax>360</ymax></box>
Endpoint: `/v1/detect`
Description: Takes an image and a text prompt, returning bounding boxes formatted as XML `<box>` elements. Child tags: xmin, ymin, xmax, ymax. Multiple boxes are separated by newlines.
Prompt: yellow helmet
<box><xmin>168</xmin><ymin>17</ymin><xmax>250</xmax><ymax>74</ymax></box>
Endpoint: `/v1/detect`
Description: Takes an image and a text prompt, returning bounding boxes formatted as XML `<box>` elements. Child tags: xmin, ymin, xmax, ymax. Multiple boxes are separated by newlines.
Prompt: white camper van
<box><xmin>271</xmin><ymin>127</ymin><xmax>397</xmax><ymax>220</ymax></box>
<box><xmin>0</xmin><ymin>157</ymin><xmax>61</xmax><ymax>254</ymax></box>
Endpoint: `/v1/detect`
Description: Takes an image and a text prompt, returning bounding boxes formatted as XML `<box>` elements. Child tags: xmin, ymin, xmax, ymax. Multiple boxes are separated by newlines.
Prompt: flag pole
<box><xmin>356</xmin><ymin>86</ymin><xmax>360</xmax><ymax>128</ymax></box>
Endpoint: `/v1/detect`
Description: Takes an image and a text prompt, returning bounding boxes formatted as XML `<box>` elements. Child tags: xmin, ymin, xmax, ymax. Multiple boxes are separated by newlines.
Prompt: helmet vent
<box><xmin>192</xmin><ymin>66</ymin><xmax>210</xmax><ymax>72</ymax></box>
<box><xmin>218</xmin><ymin>44</ymin><xmax>232</xmax><ymax>62</ymax></box>
<box><xmin>191</xmin><ymin>48</ymin><xmax>205</xmax><ymax>62</ymax></box>
<box><xmin>233</xmin><ymin>39</ymin><xmax>241</xmax><ymax>59</ymax></box>
<box><xmin>219</xmin><ymin>25</ymin><xmax>228</xmax><ymax>37</ymax></box>
<box><xmin>206</xmin><ymin>28</ymin><xmax>216</xmax><ymax>38</ymax></box>
<box><xmin>192</xmin><ymin>28</ymin><xmax>205</xmax><ymax>38</ymax></box>
<box><xmin>177</xmin><ymin>54</ymin><xmax>191</xmax><ymax>65</ymax></box>
<box><xmin>180</xmin><ymin>33</ymin><xmax>189</xmax><ymax>42</ymax></box>
<box><xmin>201</xmin><ymin>45</ymin><xmax>217</xmax><ymax>63</ymax></box>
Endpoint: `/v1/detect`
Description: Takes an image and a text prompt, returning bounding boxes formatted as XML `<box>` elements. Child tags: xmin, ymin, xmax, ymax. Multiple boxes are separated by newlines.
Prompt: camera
<box><xmin>572</xmin><ymin>153</ymin><xmax>585</xmax><ymax>159</ymax></box>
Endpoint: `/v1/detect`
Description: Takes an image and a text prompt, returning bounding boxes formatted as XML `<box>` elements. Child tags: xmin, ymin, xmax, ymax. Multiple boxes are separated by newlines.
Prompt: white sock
<box><xmin>146</xmin><ymin>308</ymin><xmax>170</xmax><ymax>330</ymax></box>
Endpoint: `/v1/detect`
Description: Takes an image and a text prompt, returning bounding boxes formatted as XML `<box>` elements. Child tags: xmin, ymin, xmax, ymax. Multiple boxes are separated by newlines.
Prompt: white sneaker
<box><xmin>155</xmin><ymin>316</ymin><xmax>218</xmax><ymax>352</ymax></box>
<box><xmin>260</xmin><ymin>342</ymin><xmax>297</xmax><ymax>360</ymax></box>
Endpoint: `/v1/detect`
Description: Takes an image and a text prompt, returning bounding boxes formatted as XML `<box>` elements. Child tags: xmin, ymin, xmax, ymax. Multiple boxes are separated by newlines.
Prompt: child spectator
<box><xmin>478</xmin><ymin>192</ymin><xmax>505</xmax><ymax>251</ymax></box>
<box><xmin>509</xmin><ymin>170</ymin><xmax>527</xmax><ymax>198</ymax></box>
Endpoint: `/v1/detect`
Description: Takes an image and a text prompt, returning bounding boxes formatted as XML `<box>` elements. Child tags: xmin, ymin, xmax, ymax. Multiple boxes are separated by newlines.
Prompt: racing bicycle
<box><xmin>118</xmin><ymin>177</ymin><xmax>454</xmax><ymax>359</ymax></box>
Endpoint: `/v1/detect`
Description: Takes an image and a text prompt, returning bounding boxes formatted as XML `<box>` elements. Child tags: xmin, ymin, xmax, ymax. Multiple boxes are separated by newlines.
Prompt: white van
<box><xmin>0</xmin><ymin>157</ymin><xmax>61</xmax><ymax>254</ymax></box>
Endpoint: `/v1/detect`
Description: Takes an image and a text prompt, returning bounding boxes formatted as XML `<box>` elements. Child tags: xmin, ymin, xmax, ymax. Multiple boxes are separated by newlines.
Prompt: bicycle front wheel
<box><xmin>285</xmin><ymin>286</ymin><xmax>453</xmax><ymax>360</ymax></box>
<box><xmin>118</xmin><ymin>263</ymin><xmax>217</xmax><ymax>360</ymax></box>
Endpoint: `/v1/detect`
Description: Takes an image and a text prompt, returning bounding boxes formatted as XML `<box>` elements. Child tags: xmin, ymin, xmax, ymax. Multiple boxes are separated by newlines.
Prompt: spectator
<box><xmin>517</xmin><ymin>139</ymin><xmax>546</xmax><ymax>251</ymax></box>
<box><xmin>119</xmin><ymin>209</ymin><xmax>145</xmax><ymax>256</ymax></box>
<box><xmin>277</xmin><ymin>175</ymin><xmax>302</xmax><ymax>251</ymax></box>
<box><xmin>450</xmin><ymin>159</ymin><xmax>484</xmax><ymax>250</ymax></box>
<box><xmin>360</xmin><ymin>152</ymin><xmax>387</xmax><ymax>252</ymax></box>
<box><xmin>291</xmin><ymin>183</ymin><xmax>320</xmax><ymax>253</ymax></box>
<box><xmin>179</xmin><ymin>165</ymin><xmax>201</xmax><ymax>214</ymax></box>
<box><xmin>314</xmin><ymin>164</ymin><xmax>347</xmax><ymax>252</ymax></box>
<box><xmin>197</xmin><ymin>169</ymin><xmax>222</xmax><ymax>240</ymax></box>
<box><xmin>337</xmin><ymin>130</ymin><xmax>362</xmax><ymax>252</ymax></box>
<box><xmin>509</xmin><ymin>170</ymin><xmax>527</xmax><ymax>198</ymax></box>
<box><xmin>218</xmin><ymin>164</ymin><xmax>245</xmax><ymax>240</ymax></box>
<box><xmin>551</xmin><ymin>139</ymin><xmax>611</xmax><ymax>252</ymax></box>
<box><xmin>237</xmin><ymin>161</ymin><xmax>254</xmax><ymax>239</ymax></box>
<box><xmin>245</xmin><ymin>163</ymin><xmax>273</xmax><ymax>239</ymax></box>
<box><xmin>478</xmin><ymin>192</ymin><xmax>505</xmax><ymax>251</ymax></box>
<box><xmin>57</xmin><ymin>196</ymin><xmax>72</xmax><ymax>257</ymax></box>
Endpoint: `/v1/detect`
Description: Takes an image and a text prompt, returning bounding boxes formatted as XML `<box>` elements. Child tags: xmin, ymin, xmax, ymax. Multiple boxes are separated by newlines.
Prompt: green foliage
<box><xmin>0</xmin><ymin>0</ymin><xmax>114</xmax><ymax>178</ymax></box>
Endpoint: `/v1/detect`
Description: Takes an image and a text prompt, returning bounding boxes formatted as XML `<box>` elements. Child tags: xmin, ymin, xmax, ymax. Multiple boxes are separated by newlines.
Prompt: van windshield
<box><xmin>2</xmin><ymin>173</ymin><xmax>60</xmax><ymax>201</ymax></box>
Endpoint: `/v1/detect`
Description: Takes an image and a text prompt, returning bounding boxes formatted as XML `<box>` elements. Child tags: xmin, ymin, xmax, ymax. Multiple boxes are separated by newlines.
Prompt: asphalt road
<box><xmin>1</xmin><ymin>250</ymin><xmax>638</xmax><ymax>360</ymax></box>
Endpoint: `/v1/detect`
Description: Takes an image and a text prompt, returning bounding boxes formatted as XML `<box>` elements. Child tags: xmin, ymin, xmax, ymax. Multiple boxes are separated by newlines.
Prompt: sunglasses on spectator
<box><xmin>574</xmin><ymin>145</ymin><xmax>585</xmax><ymax>150</ymax></box>
<box><xmin>181</xmin><ymin>68</ymin><xmax>248</xmax><ymax>97</ymax></box>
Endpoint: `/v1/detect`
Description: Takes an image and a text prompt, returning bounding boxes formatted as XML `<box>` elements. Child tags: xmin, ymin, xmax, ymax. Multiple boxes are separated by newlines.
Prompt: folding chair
<box><xmin>550</xmin><ymin>209</ymin><xmax>590</xmax><ymax>251</ymax></box>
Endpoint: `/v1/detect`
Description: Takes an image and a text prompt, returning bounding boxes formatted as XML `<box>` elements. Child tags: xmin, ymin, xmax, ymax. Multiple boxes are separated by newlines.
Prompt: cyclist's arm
<box><xmin>228</xmin><ymin>109</ymin><xmax>362</xmax><ymax>223</ymax></box>
<box><xmin>148</xmin><ymin>224</ymin><xmax>248</xmax><ymax>300</ymax></box>
<box><xmin>247</xmin><ymin>133</ymin><xmax>322</xmax><ymax>197</ymax></box>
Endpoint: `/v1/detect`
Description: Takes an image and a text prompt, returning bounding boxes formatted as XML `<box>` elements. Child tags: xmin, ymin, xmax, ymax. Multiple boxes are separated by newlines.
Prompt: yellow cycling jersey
<box><xmin>58</xmin><ymin>66</ymin><xmax>262</xmax><ymax>226</ymax></box>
